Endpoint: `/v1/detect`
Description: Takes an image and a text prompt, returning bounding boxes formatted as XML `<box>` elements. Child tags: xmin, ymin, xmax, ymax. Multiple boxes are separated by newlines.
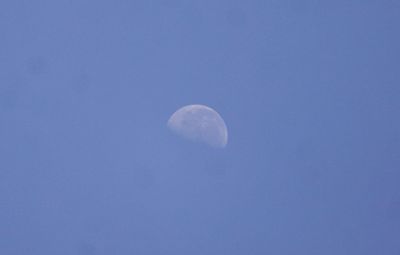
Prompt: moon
<box><xmin>167</xmin><ymin>104</ymin><xmax>228</xmax><ymax>148</ymax></box>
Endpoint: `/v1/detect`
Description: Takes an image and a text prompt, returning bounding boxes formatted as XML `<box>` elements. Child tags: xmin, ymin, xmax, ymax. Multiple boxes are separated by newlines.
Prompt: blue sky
<box><xmin>1</xmin><ymin>0</ymin><xmax>399</xmax><ymax>254</ymax></box>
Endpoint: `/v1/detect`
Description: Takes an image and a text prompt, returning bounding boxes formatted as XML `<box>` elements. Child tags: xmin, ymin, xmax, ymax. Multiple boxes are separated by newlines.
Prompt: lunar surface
<box><xmin>167</xmin><ymin>104</ymin><xmax>228</xmax><ymax>148</ymax></box>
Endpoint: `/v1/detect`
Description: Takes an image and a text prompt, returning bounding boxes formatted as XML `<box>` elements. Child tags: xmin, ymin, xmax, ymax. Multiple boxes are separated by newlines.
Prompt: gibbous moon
<box><xmin>167</xmin><ymin>104</ymin><xmax>228</xmax><ymax>148</ymax></box>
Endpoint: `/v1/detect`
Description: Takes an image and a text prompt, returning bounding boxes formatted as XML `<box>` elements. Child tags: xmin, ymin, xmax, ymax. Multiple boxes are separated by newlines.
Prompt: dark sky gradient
<box><xmin>1</xmin><ymin>1</ymin><xmax>399</xmax><ymax>254</ymax></box>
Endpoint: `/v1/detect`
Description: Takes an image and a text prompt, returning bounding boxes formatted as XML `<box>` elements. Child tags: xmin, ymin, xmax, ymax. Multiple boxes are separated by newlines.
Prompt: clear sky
<box><xmin>1</xmin><ymin>0</ymin><xmax>399</xmax><ymax>254</ymax></box>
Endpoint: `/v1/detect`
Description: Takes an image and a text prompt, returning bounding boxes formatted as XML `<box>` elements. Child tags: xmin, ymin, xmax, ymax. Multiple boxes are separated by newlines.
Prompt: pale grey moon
<box><xmin>167</xmin><ymin>104</ymin><xmax>228</xmax><ymax>148</ymax></box>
